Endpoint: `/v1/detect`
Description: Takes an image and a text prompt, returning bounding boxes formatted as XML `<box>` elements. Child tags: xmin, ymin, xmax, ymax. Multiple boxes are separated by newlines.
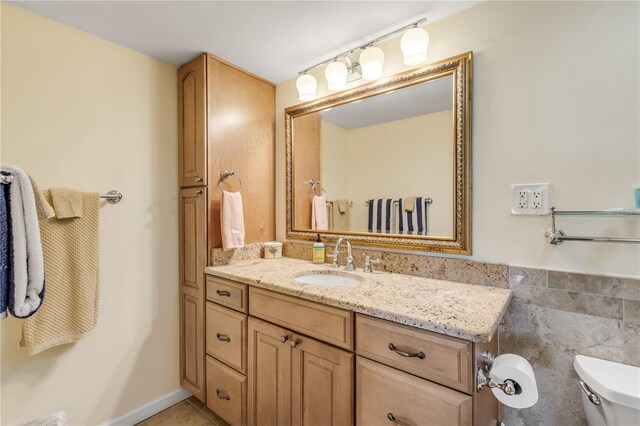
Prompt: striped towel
<box><xmin>367</xmin><ymin>199</ymin><xmax>396</xmax><ymax>233</ymax></box>
<box><xmin>1</xmin><ymin>179</ymin><xmax>10</xmax><ymax>320</ymax></box>
<box><xmin>398</xmin><ymin>197</ymin><xmax>428</xmax><ymax>235</ymax></box>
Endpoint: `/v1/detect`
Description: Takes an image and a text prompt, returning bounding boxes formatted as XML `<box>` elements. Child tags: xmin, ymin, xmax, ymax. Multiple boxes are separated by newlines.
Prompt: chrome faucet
<box><xmin>329</xmin><ymin>236</ymin><xmax>355</xmax><ymax>271</ymax></box>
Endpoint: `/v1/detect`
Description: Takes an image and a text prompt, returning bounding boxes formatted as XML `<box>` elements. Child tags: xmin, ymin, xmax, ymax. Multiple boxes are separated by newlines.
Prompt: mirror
<box><xmin>286</xmin><ymin>52</ymin><xmax>472</xmax><ymax>254</ymax></box>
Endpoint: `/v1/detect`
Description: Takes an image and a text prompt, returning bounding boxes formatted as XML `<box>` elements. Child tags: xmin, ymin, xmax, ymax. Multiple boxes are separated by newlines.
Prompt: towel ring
<box><xmin>308</xmin><ymin>179</ymin><xmax>325</xmax><ymax>196</ymax></box>
<box><xmin>219</xmin><ymin>169</ymin><xmax>242</xmax><ymax>192</ymax></box>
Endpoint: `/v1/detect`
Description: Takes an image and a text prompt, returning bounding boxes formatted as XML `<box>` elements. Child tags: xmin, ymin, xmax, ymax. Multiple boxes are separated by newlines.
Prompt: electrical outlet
<box><xmin>517</xmin><ymin>190</ymin><xmax>529</xmax><ymax>209</ymax></box>
<box><xmin>531</xmin><ymin>189</ymin><xmax>543</xmax><ymax>209</ymax></box>
<box><xmin>512</xmin><ymin>183</ymin><xmax>550</xmax><ymax>215</ymax></box>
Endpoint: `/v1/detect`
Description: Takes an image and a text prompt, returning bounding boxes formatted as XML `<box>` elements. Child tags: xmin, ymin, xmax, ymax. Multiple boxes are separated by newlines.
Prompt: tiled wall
<box><xmin>501</xmin><ymin>267</ymin><xmax>640</xmax><ymax>426</ymax></box>
<box><xmin>211</xmin><ymin>242</ymin><xmax>639</xmax><ymax>425</ymax></box>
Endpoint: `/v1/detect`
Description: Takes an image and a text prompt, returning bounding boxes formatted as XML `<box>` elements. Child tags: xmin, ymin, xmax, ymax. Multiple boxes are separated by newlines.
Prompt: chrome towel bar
<box><xmin>100</xmin><ymin>190</ymin><xmax>123</xmax><ymax>204</ymax></box>
<box><xmin>545</xmin><ymin>206</ymin><xmax>640</xmax><ymax>244</ymax></box>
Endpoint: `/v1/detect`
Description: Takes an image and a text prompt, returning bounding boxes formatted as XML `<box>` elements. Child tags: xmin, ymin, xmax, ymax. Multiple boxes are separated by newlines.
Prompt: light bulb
<box><xmin>325</xmin><ymin>61</ymin><xmax>348</xmax><ymax>91</ymax></box>
<box><xmin>360</xmin><ymin>46</ymin><xmax>385</xmax><ymax>81</ymax></box>
<box><xmin>401</xmin><ymin>27</ymin><xmax>429</xmax><ymax>66</ymax></box>
<box><xmin>296</xmin><ymin>74</ymin><xmax>317</xmax><ymax>101</ymax></box>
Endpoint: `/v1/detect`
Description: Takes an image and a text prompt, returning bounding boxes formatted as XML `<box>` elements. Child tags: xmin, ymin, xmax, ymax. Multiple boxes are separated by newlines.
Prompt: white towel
<box><xmin>368</xmin><ymin>199</ymin><xmax>396</xmax><ymax>234</ymax></box>
<box><xmin>221</xmin><ymin>190</ymin><xmax>245</xmax><ymax>250</ymax></box>
<box><xmin>398</xmin><ymin>196</ymin><xmax>428</xmax><ymax>235</ymax></box>
<box><xmin>311</xmin><ymin>195</ymin><xmax>328</xmax><ymax>230</ymax></box>
<box><xmin>0</xmin><ymin>164</ymin><xmax>45</xmax><ymax>318</ymax></box>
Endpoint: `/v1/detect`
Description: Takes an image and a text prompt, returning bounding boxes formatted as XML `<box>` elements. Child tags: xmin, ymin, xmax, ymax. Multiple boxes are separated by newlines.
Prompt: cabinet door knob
<box><xmin>388</xmin><ymin>343</ymin><xmax>425</xmax><ymax>359</ymax></box>
<box><xmin>196</xmin><ymin>177</ymin><xmax>203</xmax><ymax>183</ymax></box>
<box><xmin>290</xmin><ymin>338</ymin><xmax>299</xmax><ymax>348</ymax></box>
<box><xmin>280</xmin><ymin>335</ymin><xmax>289</xmax><ymax>344</ymax></box>
<box><xmin>216</xmin><ymin>333</ymin><xmax>231</xmax><ymax>343</ymax></box>
<box><xmin>195</xmin><ymin>190</ymin><xmax>202</xmax><ymax>195</ymax></box>
<box><xmin>387</xmin><ymin>413</ymin><xmax>409</xmax><ymax>426</ymax></box>
<box><xmin>216</xmin><ymin>389</ymin><xmax>230</xmax><ymax>400</ymax></box>
<box><xmin>216</xmin><ymin>290</ymin><xmax>231</xmax><ymax>297</ymax></box>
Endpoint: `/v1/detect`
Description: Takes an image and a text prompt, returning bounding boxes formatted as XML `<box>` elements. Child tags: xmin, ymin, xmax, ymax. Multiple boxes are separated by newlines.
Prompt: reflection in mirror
<box><xmin>286</xmin><ymin>52</ymin><xmax>471</xmax><ymax>254</ymax></box>
<box><xmin>293</xmin><ymin>74</ymin><xmax>454</xmax><ymax>238</ymax></box>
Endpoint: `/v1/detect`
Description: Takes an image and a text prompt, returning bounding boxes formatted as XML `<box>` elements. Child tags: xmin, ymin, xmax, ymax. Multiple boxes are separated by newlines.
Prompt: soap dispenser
<box><xmin>312</xmin><ymin>234</ymin><xmax>325</xmax><ymax>264</ymax></box>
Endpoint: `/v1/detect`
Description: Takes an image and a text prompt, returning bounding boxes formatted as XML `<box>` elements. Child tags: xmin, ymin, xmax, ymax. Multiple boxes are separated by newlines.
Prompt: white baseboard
<box><xmin>102</xmin><ymin>388</ymin><xmax>192</xmax><ymax>426</ymax></box>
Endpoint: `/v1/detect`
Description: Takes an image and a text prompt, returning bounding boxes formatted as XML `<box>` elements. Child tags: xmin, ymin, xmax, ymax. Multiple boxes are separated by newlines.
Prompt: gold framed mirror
<box><xmin>286</xmin><ymin>52</ymin><xmax>472</xmax><ymax>254</ymax></box>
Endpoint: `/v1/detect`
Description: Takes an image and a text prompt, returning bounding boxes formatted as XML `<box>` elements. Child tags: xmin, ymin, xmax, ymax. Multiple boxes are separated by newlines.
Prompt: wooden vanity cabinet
<box><xmin>203</xmin><ymin>276</ymin><xmax>499</xmax><ymax>426</ymax></box>
<box><xmin>178</xmin><ymin>53</ymin><xmax>275</xmax><ymax>403</ymax></box>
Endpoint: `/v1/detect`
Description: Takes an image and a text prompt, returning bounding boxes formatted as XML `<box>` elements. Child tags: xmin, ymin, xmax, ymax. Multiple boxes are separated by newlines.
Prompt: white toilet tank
<box><xmin>574</xmin><ymin>355</ymin><xmax>640</xmax><ymax>426</ymax></box>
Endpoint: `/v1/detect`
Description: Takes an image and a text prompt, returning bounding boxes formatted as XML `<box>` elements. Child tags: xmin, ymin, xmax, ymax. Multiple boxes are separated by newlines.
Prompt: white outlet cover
<box><xmin>511</xmin><ymin>183</ymin><xmax>550</xmax><ymax>215</ymax></box>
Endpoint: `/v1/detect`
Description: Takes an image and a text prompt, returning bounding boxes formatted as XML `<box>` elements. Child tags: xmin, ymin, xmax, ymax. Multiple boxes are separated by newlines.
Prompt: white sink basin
<box><xmin>294</xmin><ymin>271</ymin><xmax>362</xmax><ymax>287</ymax></box>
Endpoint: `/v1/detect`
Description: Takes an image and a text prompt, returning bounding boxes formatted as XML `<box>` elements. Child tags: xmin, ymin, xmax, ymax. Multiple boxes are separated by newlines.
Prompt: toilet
<box><xmin>574</xmin><ymin>355</ymin><xmax>640</xmax><ymax>425</ymax></box>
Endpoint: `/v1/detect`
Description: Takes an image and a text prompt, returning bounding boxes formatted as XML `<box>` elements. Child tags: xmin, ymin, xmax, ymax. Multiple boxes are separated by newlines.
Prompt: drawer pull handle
<box><xmin>387</xmin><ymin>413</ymin><xmax>409</xmax><ymax>426</ymax></box>
<box><xmin>216</xmin><ymin>290</ymin><xmax>231</xmax><ymax>297</ymax></box>
<box><xmin>216</xmin><ymin>389</ymin><xmax>230</xmax><ymax>400</ymax></box>
<box><xmin>388</xmin><ymin>343</ymin><xmax>425</xmax><ymax>359</ymax></box>
<box><xmin>290</xmin><ymin>338</ymin><xmax>299</xmax><ymax>348</ymax></box>
<box><xmin>216</xmin><ymin>333</ymin><xmax>231</xmax><ymax>342</ymax></box>
<box><xmin>280</xmin><ymin>335</ymin><xmax>289</xmax><ymax>344</ymax></box>
<box><xmin>196</xmin><ymin>177</ymin><xmax>203</xmax><ymax>183</ymax></box>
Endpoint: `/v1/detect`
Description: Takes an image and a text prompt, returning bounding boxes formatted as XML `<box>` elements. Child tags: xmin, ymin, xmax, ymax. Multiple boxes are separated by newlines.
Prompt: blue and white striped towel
<box><xmin>398</xmin><ymin>197</ymin><xmax>428</xmax><ymax>235</ymax></box>
<box><xmin>367</xmin><ymin>199</ymin><xmax>396</xmax><ymax>234</ymax></box>
<box><xmin>0</xmin><ymin>178</ymin><xmax>10</xmax><ymax>320</ymax></box>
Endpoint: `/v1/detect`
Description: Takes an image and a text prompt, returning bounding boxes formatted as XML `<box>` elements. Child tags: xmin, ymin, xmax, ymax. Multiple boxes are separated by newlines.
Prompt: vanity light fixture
<box><xmin>296</xmin><ymin>73</ymin><xmax>318</xmax><ymax>101</ymax></box>
<box><xmin>360</xmin><ymin>46</ymin><xmax>385</xmax><ymax>80</ymax></box>
<box><xmin>295</xmin><ymin>17</ymin><xmax>427</xmax><ymax>101</ymax></box>
<box><xmin>401</xmin><ymin>26</ymin><xmax>430</xmax><ymax>65</ymax></box>
<box><xmin>325</xmin><ymin>60</ymin><xmax>348</xmax><ymax>91</ymax></box>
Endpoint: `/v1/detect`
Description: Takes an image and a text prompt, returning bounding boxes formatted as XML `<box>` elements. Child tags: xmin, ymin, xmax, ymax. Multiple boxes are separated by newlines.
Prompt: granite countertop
<box><xmin>204</xmin><ymin>257</ymin><xmax>512</xmax><ymax>342</ymax></box>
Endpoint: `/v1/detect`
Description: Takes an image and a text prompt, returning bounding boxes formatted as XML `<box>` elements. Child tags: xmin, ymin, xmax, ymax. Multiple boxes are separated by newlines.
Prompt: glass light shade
<box><xmin>359</xmin><ymin>46</ymin><xmax>385</xmax><ymax>80</ymax></box>
<box><xmin>325</xmin><ymin>61</ymin><xmax>348</xmax><ymax>91</ymax></box>
<box><xmin>296</xmin><ymin>74</ymin><xmax>317</xmax><ymax>101</ymax></box>
<box><xmin>401</xmin><ymin>27</ymin><xmax>429</xmax><ymax>66</ymax></box>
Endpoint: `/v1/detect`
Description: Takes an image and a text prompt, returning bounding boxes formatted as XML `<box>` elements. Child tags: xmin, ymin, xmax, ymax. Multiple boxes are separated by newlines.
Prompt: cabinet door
<box><xmin>247</xmin><ymin>317</ymin><xmax>292</xmax><ymax>426</ymax></box>
<box><xmin>178</xmin><ymin>54</ymin><xmax>207</xmax><ymax>187</ymax></box>
<box><xmin>181</xmin><ymin>287</ymin><xmax>205</xmax><ymax>401</ymax></box>
<box><xmin>291</xmin><ymin>334</ymin><xmax>354</xmax><ymax>426</ymax></box>
<box><xmin>180</xmin><ymin>187</ymin><xmax>206</xmax><ymax>291</ymax></box>
<box><xmin>179</xmin><ymin>187</ymin><xmax>207</xmax><ymax>401</ymax></box>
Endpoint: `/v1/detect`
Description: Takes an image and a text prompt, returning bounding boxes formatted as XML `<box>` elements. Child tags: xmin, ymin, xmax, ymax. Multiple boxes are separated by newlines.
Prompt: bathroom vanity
<box><xmin>202</xmin><ymin>257</ymin><xmax>511</xmax><ymax>426</ymax></box>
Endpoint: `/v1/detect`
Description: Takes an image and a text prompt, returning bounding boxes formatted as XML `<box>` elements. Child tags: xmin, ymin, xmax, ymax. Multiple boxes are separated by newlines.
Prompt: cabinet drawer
<box><xmin>356</xmin><ymin>357</ymin><xmax>472</xmax><ymax>426</ymax></box>
<box><xmin>206</xmin><ymin>275</ymin><xmax>248</xmax><ymax>313</ymax></box>
<box><xmin>356</xmin><ymin>314</ymin><xmax>472</xmax><ymax>393</ymax></box>
<box><xmin>249</xmin><ymin>287</ymin><xmax>354</xmax><ymax>350</ymax></box>
<box><xmin>206</xmin><ymin>303</ymin><xmax>246</xmax><ymax>373</ymax></box>
<box><xmin>206</xmin><ymin>356</ymin><xmax>246</xmax><ymax>426</ymax></box>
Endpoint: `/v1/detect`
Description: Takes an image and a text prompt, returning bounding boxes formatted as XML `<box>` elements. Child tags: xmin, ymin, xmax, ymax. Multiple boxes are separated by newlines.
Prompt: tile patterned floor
<box><xmin>136</xmin><ymin>396</ymin><xmax>229</xmax><ymax>426</ymax></box>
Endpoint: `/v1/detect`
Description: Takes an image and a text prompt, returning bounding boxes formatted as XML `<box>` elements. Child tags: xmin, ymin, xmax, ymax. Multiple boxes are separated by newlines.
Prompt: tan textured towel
<box><xmin>336</xmin><ymin>199</ymin><xmax>348</xmax><ymax>214</ymax></box>
<box><xmin>28</xmin><ymin>174</ymin><xmax>55</xmax><ymax>220</ymax></box>
<box><xmin>403</xmin><ymin>196</ymin><xmax>417</xmax><ymax>212</ymax></box>
<box><xmin>332</xmin><ymin>199</ymin><xmax>350</xmax><ymax>231</ymax></box>
<box><xmin>21</xmin><ymin>191</ymin><xmax>100</xmax><ymax>355</ymax></box>
<box><xmin>50</xmin><ymin>188</ymin><xmax>83</xmax><ymax>218</ymax></box>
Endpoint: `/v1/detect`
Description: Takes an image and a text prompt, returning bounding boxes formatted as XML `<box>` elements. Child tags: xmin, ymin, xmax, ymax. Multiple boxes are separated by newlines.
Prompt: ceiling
<box><xmin>10</xmin><ymin>1</ymin><xmax>477</xmax><ymax>83</ymax></box>
<box><xmin>321</xmin><ymin>74</ymin><xmax>453</xmax><ymax>129</ymax></box>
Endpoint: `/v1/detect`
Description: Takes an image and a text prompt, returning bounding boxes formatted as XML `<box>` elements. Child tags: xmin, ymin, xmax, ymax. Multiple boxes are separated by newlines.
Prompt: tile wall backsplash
<box><xmin>501</xmin><ymin>266</ymin><xmax>640</xmax><ymax>426</ymax></box>
<box><xmin>211</xmin><ymin>241</ymin><xmax>639</xmax><ymax>426</ymax></box>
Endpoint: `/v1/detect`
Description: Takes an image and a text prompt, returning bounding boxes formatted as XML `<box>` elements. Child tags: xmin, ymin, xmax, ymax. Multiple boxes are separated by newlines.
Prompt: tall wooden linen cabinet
<box><xmin>178</xmin><ymin>53</ymin><xmax>275</xmax><ymax>402</ymax></box>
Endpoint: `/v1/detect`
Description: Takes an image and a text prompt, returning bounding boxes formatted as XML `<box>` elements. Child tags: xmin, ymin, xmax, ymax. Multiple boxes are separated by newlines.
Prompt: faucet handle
<box><xmin>363</xmin><ymin>253</ymin><xmax>382</xmax><ymax>273</ymax></box>
<box><xmin>327</xmin><ymin>252</ymin><xmax>340</xmax><ymax>269</ymax></box>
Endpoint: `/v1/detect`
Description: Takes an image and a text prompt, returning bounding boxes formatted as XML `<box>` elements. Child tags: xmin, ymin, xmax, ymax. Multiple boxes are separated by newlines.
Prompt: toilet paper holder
<box><xmin>476</xmin><ymin>351</ymin><xmax>522</xmax><ymax>396</ymax></box>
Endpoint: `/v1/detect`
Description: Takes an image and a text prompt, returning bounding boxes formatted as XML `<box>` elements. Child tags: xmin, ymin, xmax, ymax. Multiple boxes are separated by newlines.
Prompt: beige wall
<box><xmin>276</xmin><ymin>1</ymin><xmax>640</xmax><ymax>277</ymax></box>
<box><xmin>1</xmin><ymin>5</ymin><xmax>179</xmax><ymax>425</ymax></box>
<box><xmin>320</xmin><ymin>111</ymin><xmax>454</xmax><ymax>236</ymax></box>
